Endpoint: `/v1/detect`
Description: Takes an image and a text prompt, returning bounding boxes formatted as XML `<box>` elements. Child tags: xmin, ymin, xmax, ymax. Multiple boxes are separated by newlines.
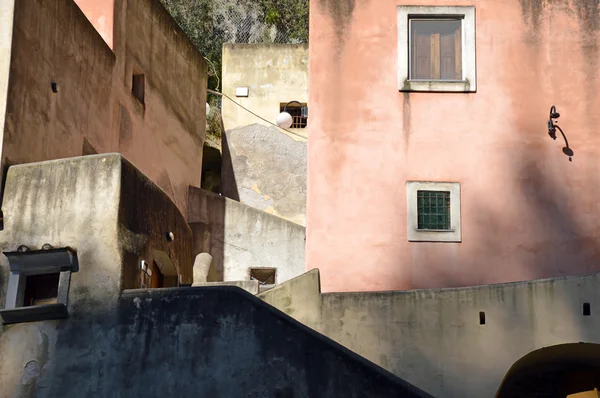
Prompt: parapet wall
<box><xmin>260</xmin><ymin>269</ymin><xmax>600</xmax><ymax>397</ymax></box>
<box><xmin>188</xmin><ymin>186</ymin><xmax>305</xmax><ymax>284</ymax></box>
<box><xmin>0</xmin><ymin>286</ymin><xmax>431</xmax><ymax>397</ymax></box>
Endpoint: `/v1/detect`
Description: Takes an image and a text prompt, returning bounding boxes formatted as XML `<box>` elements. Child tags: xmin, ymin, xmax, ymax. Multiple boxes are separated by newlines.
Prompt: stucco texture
<box><xmin>308</xmin><ymin>0</ymin><xmax>600</xmax><ymax>292</ymax></box>
<box><xmin>0</xmin><ymin>287</ymin><xmax>432</xmax><ymax>398</ymax></box>
<box><xmin>2</xmin><ymin>0</ymin><xmax>207</xmax><ymax>217</ymax></box>
<box><xmin>261</xmin><ymin>269</ymin><xmax>600</xmax><ymax>397</ymax></box>
<box><xmin>222</xmin><ymin>43</ymin><xmax>309</xmax><ymax>141</ymax></box>
<box><xmin>0</xmin><ymin>154</ymin><xmax>193</xmax><ymax>314</ymax></box>
<box><xmin>188</xmin><ymin>186</ymin><xmax>305</xmax><ymax>284</ymax></box>
<box><xmin>222</xmin><ymin>124</ymin><xmax>307</xmax><ymax>226</ymax></box>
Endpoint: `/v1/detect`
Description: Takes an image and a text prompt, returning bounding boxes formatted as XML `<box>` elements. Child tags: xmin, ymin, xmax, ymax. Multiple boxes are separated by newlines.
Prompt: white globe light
<box><xmin>276</xmin><ymin>112</ymin><xmax>293</xmax><ymax>129</ymax></box>
<box><xmin>206</xmin><ymin>102</ymin><xmax>211</xmax><ymax>116</ymax></box>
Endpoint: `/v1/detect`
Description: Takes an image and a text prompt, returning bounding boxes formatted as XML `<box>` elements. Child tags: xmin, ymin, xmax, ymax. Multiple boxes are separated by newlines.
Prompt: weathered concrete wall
<box><xmin>188</xmin><ymin>186</ymin><xmax>305</xmax><ymax>284</ymax></box>
<box><xmin>222</xmin><ymin>43</ymin><xmax>308</xmax><ymax>141</ymax></box>
<box><xmin>308</xmin><ymin>0</ymin><xmax>600</xmax><ymax>291</ymax></box>
<box><xmin>0</xmin><ymin>155</ymin><xmax>193</xmax><ymax>312</ymax></box>
<box><xmin>0</xmin><ymin>287</ymin><xmax>431</xmax><ymax>397</ymax></box>
<box><xmin>261</xmin><ymin>269</ymin><xmax>600</xmax><ymax>397</ymax></box>
<box><xmin>2</xmin><ymin>0</ymin><xmax>207</xmax><ymax>217</ymax></box>
<box><xmin>222</xmin><ymin>124</ymin><xmax>307</xmax><ymax>225</ymax></box>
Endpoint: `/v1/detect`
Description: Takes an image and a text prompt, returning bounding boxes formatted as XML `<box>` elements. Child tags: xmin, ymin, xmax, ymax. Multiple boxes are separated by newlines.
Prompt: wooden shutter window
<box><xmin>411</xmin><ymin>19</ymin><xmax>462</xmax><ymax>81</ymax></box>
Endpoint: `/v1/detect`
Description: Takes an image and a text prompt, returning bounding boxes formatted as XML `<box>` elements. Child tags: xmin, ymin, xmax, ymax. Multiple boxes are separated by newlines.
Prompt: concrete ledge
<box><xmin>258</xmin><ymin>268</ymin><xmax>322</xmax><ymax>325</ymax></box>
<box><xmin>191</xmin><ymin>280</ymin><xmax>259</xmax><ymax>295</ymax></box>
<box><xmin>0</xmin><ymin>303</ymin><xmax>67</xmax><ymax>324</ymax></box>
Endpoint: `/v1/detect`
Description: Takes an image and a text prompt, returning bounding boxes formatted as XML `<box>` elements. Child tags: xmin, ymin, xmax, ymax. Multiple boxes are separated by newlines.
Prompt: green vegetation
<box><xmin>160</xmin><ymin>0</ymin><xmax>309</xmax><ymax>91</ymax></box>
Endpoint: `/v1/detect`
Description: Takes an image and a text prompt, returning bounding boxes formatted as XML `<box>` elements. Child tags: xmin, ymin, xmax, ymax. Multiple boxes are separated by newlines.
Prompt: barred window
<box><xmin>417</xmin><ymin>190</ymin><xmax>451</xmax><ymax>230</ymax></box>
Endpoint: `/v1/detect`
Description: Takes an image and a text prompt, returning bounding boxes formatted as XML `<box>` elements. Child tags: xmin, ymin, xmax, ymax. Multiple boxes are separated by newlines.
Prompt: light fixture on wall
<box><xmin>547</xmin><ymin>105</ymin><xmax>573</xmax><ymax>162</ymax></box>
<box><xmin>276</xmin><ymin>101</ymin><xmax>308</xmax><ymax>129</ymax></box>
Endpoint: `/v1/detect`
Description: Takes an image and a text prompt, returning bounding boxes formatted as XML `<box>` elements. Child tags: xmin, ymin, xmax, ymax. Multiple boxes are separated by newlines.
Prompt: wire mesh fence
<box><xmin>161</xmin><ymin>0</ymin><xmax>308</xmax><ymax>86</ymax></box>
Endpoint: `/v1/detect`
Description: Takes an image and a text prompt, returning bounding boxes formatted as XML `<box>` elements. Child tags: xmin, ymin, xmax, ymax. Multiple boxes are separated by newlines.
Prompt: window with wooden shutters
<box><xmin>411</xmin><ymin>19</ymin><xmax>462</xmax><ymax>80</ymax></box>
<box><xmin>398</xmin><ymin>6</ymin><xmax>476</xmax><ymax>92</ymax></box>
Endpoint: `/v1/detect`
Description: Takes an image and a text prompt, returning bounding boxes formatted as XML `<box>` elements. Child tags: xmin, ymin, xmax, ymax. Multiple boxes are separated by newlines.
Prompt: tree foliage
<box><xmin>160</xmin><ymin>0</ymin><xmax>309</xmax><ymax>92</ymax></box>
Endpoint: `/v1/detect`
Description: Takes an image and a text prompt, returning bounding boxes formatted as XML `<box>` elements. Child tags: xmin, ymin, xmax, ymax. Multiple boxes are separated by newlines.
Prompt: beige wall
<box><xmin>188</xmin><ymin>186</ymin><xmax>305</xmax><ymax>284</ymax></box>
<box><xmin>261</xmin><ymin>269</ymin><xmax>600</xmax><ymax>397</ymax></box>
<box><xmin>222</xmin><ymin>43</ymin><xmax>308</xmax><ymax>141</ymax></box>
<box><xmin>307</xmin><ymin>0</ymin><xmax>600</xmax><ymax>292</ymax></box>
<box><xmin>2</xmin><ymin>0</ymin><xmax>207</xmax><ymax>217</ymax></box>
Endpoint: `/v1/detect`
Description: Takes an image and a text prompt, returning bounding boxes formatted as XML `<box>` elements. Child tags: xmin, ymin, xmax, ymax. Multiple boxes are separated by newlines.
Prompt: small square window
<box><xmin>417</xmin><ymin>190</ymin><xmax>451</xmax><ymax>230</ymax></box>
<box><xmin>398</xmin><ymin>6</ymin><xmax>476</xmax><ymax>92</ymax></box>
<box><xmin>24</xmin><ymin>273</ymin><xmax>60</xmax><ymax>307</ymax></box>
<box><xmin>280</xmin><ymin>103</ymin><xmax>307</xmax><ymax>129</ymax></box>
<box><xmin>407</xmin><ymin>181</ymin><xmax>461</xmax><ymax>242</ymax></box>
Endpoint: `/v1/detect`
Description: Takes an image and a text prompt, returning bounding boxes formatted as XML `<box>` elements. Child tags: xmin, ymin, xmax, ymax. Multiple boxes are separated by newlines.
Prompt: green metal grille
<box><xmin>417</xmin><ymin>190</ymin><xmax>451</xmax><ymax>230</ymax></box>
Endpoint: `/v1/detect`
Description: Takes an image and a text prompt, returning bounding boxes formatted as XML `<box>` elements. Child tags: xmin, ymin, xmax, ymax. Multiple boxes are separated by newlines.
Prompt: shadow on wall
<box><xmin>1</xmin><ymin>287</ymin><xmax>432</xmax><ymax>397</ymax></box>
<box><xmin>201</xmin><ymin>144</ymin><xmax>222</xmax><ymax>194</ymax></box>
<box><xmin>221</xmin><ymin>132</ymin><xmax>240</xmax><ymax>201</ymax></box>
<box><xmin>496</xmin><ymin>343</ymin><xmax>600</xmax><ymax>397</ymax></box>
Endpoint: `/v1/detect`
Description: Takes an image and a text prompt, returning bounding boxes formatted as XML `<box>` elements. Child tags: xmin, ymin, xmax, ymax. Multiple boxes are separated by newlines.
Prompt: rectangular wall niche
<box><xmin>132</xmin><ymin>65</ymin><xmax>145</xmax><ymax>105</ymax></box>
<box><xmin>250</xmin><ymin>268</ymin><xmax>276</xmax><ymax>285</ymax></box>
<box><xmin>0</xmin><ymin>247</ymin><xmax>78</xmax><ymax>324</ymax></box>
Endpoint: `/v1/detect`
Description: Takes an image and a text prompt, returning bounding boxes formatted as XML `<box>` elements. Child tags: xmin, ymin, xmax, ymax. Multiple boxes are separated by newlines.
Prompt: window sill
<box><xmin>401</xmin><ymin>80</ymin><xmax>474</xmax><ymax>93</ymax></box>
<box><xmin>0</xmin><ymin>303</ymin><xmax>67</xmax><ymax>324</ymax></box>
<box><xmin>415</xmin><ymin>228</ymin><xmax>456</xmax><ymax>233</ymax></box>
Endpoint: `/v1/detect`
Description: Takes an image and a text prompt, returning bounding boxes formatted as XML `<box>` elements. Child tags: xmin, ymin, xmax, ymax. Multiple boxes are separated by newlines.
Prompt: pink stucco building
<box><xmin>307</xmin><ymin>0</ymin><xmax>600</xmax><ymax>292</ymax></box>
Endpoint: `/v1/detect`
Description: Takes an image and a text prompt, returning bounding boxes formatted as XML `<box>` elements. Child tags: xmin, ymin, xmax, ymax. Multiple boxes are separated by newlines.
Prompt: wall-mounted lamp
<box><xmin>547</xmin><ymin>105</ymin><xmax>573</xmax><ymax>162</ymax></box>
<box><xmin>276</xmin><ymin>101</ymin><xmax>308</xmax><ymax>129</ymax></box>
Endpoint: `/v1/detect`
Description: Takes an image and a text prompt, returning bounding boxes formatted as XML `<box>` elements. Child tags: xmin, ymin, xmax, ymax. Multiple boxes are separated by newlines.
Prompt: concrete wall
<box><xmin>0</xmin><ymin>154</ymin><xmax>193</xmax><ymax>312</ymax></box>
<box><xmin>188</xmin><ymin>186</ymin><xmax>305</xmax><ymax>284</ymax></box>
<box><xmin>222</xmin><ymin>124</ymin><xmax>307</xmax><ymax>226</ymax></box>
<box><xmin>0</xmin><ymin>286</ymin><xmax>431</xmax><ymax>397</ymax></box>
<box><xmin>222</xmin><ymin>43</ymin><xmax>309</xmax><ymax>141</ymax></box>
<box><xmin>260</xmin><ymin>269</ymin><xmax>600</xmax><ymax>397</ymax></box>
<box><xmin>307</xmin><ymin>0</ymin><xmax>600</xmax><ymax>292</ymax></box>
<box><xmin>2</xmin><ymin>0</ymin><xmax>207</xmax><ymax>217</ymax></box>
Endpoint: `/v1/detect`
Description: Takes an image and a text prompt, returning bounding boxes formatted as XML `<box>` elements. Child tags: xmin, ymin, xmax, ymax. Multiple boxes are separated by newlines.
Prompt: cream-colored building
<box><xmin>222</xmin><ymin>43</ymin><xmax>308</xmax><ymax>141</ymax></box>
<box><xmin>221</xmin><ymin>43</ymin><xmax>308</xmax><ymax>226</ymax></box>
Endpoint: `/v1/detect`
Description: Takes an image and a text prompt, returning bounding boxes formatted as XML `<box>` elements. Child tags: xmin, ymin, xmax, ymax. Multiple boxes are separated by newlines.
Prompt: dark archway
<box><xmin>496</xmin><ymin>343</ymin><xmax>600</xmax><ymax>398</ymax></box>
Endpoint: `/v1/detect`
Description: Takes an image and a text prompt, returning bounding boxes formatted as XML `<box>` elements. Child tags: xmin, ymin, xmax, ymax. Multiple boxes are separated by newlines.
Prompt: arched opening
<box><xmin>496</xmin><ymin>343</ymin><xmax>600</xmax><ymax>398</ymax></box>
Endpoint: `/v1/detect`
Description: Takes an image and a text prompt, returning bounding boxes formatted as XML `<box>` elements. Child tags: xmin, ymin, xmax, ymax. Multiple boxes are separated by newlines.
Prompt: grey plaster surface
<box><xmin>0</xmin><ymin>287</ymin><xmax>432</xmax><ymax>398</ymax></box>
<box><xmin>188</xmin><ymin>187</ymin><xmax>305</xmax><ymax>284</ymax></box>
<box><xmin>261</xmin><ymin>269</ymin><xmax>600</xmax><ymax>397</ymax></box>
<box><xmin>222</xmin><ymin>124</ymin><xmax>307</xmax><ymax>226</ymax></box>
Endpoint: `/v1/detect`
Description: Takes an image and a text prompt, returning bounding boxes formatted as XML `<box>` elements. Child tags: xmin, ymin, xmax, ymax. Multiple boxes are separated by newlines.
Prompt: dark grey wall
<box><xmin>0</xmin><ymin>287</ymin><xmax>431</xmax><ymax>398</ymax></box>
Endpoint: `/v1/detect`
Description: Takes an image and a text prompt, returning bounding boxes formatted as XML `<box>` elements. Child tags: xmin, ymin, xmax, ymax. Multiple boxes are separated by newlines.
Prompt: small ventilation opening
<box><xmin>24</xmin><ymin>273</ymin><xmax>60</xmax><ymax>307</ymax></box>
<box><xmin>479</xmin><ymin>311</ymin><xmax>486</xmax><ymax>325</ymax></box>
<box><xmin>279</xmin><ymin>103</ymin><xmax>307</xmax><ymax>128</ymax></box>
<box><xmin>132</xmin><ymin>67</ymin><xmax>145</xmax><ymax>104</ymax></box>
<box><xmin>51</xmin><ymin>82</ymin><xmax>58</xmax><ymax>93</ymax></box>
<box><xmin>584</xmin><ymin>302</ymin><xmax>591</xmax><ymax>316</ymax></box>
<box><xmin>250</xmin><ymin>268</ymin><xmax>276</xmax><ymax>285</ymax></box>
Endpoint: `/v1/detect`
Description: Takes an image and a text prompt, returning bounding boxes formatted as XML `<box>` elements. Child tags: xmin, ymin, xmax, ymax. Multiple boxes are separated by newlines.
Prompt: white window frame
<box><xmin>398</xmin><ymin>6</ymin><xmax>476</xmax><ymax>93</ymax></box>
<box><xmin>406</xmin><ymin>181</ymin><xmax>461</xmax><ymax>242</ymax></box>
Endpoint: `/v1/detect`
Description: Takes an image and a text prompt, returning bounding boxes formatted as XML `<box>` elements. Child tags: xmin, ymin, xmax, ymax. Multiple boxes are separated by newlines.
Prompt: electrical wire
<box><xmin>207</xmin><ymin>89</ymin><xmax>306</xmax><ymax>140</ymax></box>
<box><xmin>203</xmin><ymin>57</ymin><xmax>220</xmax><ymax>92</ymax></box>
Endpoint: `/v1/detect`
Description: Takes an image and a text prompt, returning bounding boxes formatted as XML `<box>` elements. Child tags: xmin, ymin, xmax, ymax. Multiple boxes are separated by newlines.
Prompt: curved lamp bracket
<box><xmin>547</xmin><ymin>105</ymin><xmax>573</xmax><ymax>162</ymax></box>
